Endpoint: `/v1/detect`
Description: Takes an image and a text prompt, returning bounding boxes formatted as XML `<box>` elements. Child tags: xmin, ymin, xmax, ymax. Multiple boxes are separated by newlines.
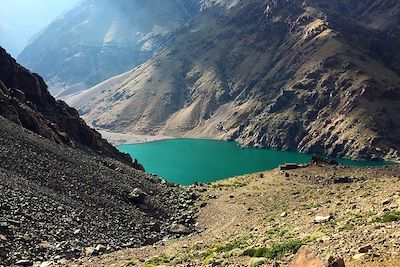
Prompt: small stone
<box><xmin>128</xmin><ymin>188</ymin><xmax>147</xmax><ymax>203</ymax></box>
<box><xmin>0</xmin><ymin>234</ymin><xmax>6</xmax><ymax>241</ymax></box>
<box><xmin>15</xmin><ymin>260</ymin><xmax>32</xmax><ymax>266</ymax></box>
<box><xmin>169</xmin><ymin>223</ymin><xmax>192</xmax><ymax>235</ymax></box>
<box><xmin>353</xmin><ymin>253</ymin><xmax>367</xmax><ymax>260</ymax></box>
<box><xmin>382</xmin><ymin>198</ymin><xmax>392</xmax><ymax>205</ymax></box>
<box><xmin>84</xmin><ymin>247</ymin><xmax>95</xmax><ymax>257</ymax></box>
<box><xmin>358</xmin><ymin>244</ymin><xmax>372</xmax><ymax>253</ymax></box>
<box><xmin>40</xmin><ymin>261</ymin><xmax>54</xmax><ymax>267</ymax></box>
<box><xmin>314</xmin><ymin>215</ymin><xmax>332</xmax><ymax>224</ymax></box>
<box><xmin>280</xmin><ymin>212</ymin><xmax>288</xmax><ymax>217</ymax></box>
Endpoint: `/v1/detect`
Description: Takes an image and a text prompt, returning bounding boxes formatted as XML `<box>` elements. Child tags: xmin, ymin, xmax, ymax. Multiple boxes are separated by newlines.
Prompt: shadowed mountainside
<box><xmin>74</xmin><ymin>0</ymin><xmax>400</xmax><ymax>161</ymax></box>
<box><xmin>0</xmin><ymin>46</ymin><xmax>142</xmax><ymax>168</ymax></box>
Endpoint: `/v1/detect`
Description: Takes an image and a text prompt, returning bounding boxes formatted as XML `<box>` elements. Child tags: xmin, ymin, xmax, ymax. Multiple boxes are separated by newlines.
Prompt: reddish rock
<box><xmin>289</xmin><ymin>246</ymin><xmax>345</xmax><ymax>267</ymax></box>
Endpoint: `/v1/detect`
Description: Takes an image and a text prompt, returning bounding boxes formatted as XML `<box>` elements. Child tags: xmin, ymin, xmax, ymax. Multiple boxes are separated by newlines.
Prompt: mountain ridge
<box><xmin>17</xmin><ymin>0</ymin><xmax>201</xmax><ymax>98</ymax></box>
<box><xmin>71</xmin><ymin>0</ymin><xmax>400</xmax><ymax>161</ymax></box>
<box><xmin>0</xmin><ymin>46</ymin><xmax>142</xmax><ymax>169</ymax></box>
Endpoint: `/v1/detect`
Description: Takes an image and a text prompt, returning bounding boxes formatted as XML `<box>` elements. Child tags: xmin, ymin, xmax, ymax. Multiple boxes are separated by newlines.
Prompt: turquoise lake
<box><xmin>118</xmin><ymin>138</ymin><xmax>393</xmax><ymax>185</ymax></box>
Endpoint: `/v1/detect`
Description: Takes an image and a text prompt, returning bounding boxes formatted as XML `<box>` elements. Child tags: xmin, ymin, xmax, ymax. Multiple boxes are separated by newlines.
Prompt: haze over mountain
<box><xmin>0</xmin><ymin>0</ymin><xmax>80</xmax><ymax>57</ymax></box>
<box><xmin>67</xmin><ymin>0</ymin><xmax>400</xmax><ymax>161</ymax></box>
<box><xmin>17</xmin><ymin>0</ymin><xmax>201</xmax><ymax>98</ymax></box>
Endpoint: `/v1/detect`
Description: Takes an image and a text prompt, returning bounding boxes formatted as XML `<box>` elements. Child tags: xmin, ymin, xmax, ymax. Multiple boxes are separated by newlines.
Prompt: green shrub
<box><xmin>376</xmin><ymin>211</ymin><xmax>400</xmax><ymax>223</ymax></box>
<box><xmin>248</xmin><ymin>257</ymin><xmax>267</xmax><ymax>267</ymax></box>
<box><xmin>243</xmin><ymin>240</ymin><xmax>303</xmax><ymax>259</ymax></box>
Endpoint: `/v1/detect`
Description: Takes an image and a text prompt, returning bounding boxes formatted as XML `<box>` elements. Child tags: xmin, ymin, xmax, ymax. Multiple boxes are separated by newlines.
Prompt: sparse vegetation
<box><xmin>375</xmin><ymin>211</ymin><xmax>400</xmax><ymax>223</ymax></box>
<box><xmin>243</xmin><ymin>240</ymin><xmax>304</xmax><ymax>259</ymax></box>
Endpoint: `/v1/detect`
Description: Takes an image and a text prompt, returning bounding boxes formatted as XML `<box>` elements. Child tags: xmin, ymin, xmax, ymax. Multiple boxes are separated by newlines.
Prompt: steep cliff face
<box><xmin>0</xmin><ymin>47</ymin><xmax>142</xmax><ymax>169</ymax></box>
<box><xmin>17</xmin><ymin>0</ymin><xmax>200</xmax><ymax>98</ymax></box>
<box><xmin>74</xmin><ymin>0</ymin><xmax>400</xmax><ymax>161</ymax></box>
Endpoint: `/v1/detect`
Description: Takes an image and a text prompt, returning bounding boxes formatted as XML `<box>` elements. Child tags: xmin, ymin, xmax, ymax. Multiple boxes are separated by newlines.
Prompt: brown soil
<box><xmin>64</xmin><ymin>164</ymin><xmax>400</xmax><ymax>267</ymax></box>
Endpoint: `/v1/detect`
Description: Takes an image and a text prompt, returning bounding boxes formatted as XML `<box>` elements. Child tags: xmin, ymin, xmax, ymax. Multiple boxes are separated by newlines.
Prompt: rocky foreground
<box><xmin>65</xmin><ymin>162</ymin><xmax>400</xmax><ymax>267</ymax></box>
<box><xmin>0</xmin><ymin>116</ymin><xmax>198</xmax><ymax>266</ymax></box>
<box><xmin>0</xmin><ymin>46</ymin><xmax>199</xmax><ymax>266</ymax></box>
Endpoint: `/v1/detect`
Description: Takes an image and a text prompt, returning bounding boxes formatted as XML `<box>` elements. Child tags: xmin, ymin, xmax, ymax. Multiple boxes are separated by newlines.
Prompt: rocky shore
<box><xmin>96</xmin><ymin>129</ymin><xmax>172</xmax><ymax>147</ymax></box>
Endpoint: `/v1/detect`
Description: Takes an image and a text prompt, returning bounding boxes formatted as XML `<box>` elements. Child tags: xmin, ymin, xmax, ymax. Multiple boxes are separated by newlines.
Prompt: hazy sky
<box><xmin>0</xmin><ymin>0</ymin><xmax>81</xmax><ymax>57</ymax></box>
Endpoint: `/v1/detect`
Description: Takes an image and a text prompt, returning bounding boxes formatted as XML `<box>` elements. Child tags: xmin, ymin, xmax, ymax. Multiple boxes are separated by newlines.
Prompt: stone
<box><xmin>314</xmin><ymin>215</ymin><xmax>332</xmax><ymax>224</ymax></box>
<box><xmin>39</xmin><ymin>262</ymin><xmax>54</xmax><ymax>267</ymax></box>
<box><xmin>353</xmin><ymin>253</ymin><xmax>367</xmax><ymax>260</ymax></box>
<box><xmin>289</xmin><ymin>246</ymin><xmax>326</xmax><ymax>267</ymax></box>
<box><xmin>95</xmin><ymin>244</ymin><xmax>107</xmax><ymax>254</ymax></box>
<box><xmin>382</xmin><ymin>198</ymin><xmax>392</xmax><ymax>205</ymax></box>
<box><xmin>327</xmin><ymin>256</ymin><xmax>345</xmax><ymax>267</ymax></box>
<box><xmin>358</xmin><ymin>245</ymin><xmax>372</xmax><ymax>253</ymax></box>
<box><xmin>290</xmin><ymin>247</ymin><xmax>346</xmax><ymax>267</ymax></box>
<box><xmin>0</xmin><ymin>234</ymin><xmax>6</xmax><ymax>241</ymax></box>
<box><xmin>169</xmin><ymin>223</ymin><xmax>192</xmax><ymax>235</ymax></box>
<box><xmin>15</xmin><ymin>260</ymin><xmax>33</xmax><ymax>266</ymax></box>
<box><xmin>280</xmin><ymin>212</ymin><xmax>288</xmax><ymax>217</ymax></box>
<box><xmin>128</xmin><ymin>188</ymin><xmax>147</xmax><ymax>203</ymax></box>
<box><xmin>84</xmin><ymin>247</ymin><xmax>96</xmax><ymax>257</ymax></box>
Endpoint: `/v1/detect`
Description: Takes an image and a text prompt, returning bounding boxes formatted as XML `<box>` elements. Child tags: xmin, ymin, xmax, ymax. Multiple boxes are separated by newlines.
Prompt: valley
<box><xmin>66</xmin><ymin>0</ymin><xmax>400</xmax><ymax>162</ymax></box>
<box><xmin>1</xmin><ymin>0</ymin><xmax>400</xmax><ymax>266</ymax></box>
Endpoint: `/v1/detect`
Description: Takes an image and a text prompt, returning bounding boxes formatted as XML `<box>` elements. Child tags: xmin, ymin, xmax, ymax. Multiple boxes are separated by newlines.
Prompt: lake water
<box><xmin>118</xmin><ymin>138</ymin><xmax>393</xmax><ymax>185</ymax></box>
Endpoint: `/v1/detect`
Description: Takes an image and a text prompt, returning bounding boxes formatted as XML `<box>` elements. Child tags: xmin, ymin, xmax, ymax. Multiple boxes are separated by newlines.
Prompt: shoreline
<box><xmin>97</xmin><ymin>129</ymin><xmax>172</xmax><ymax>146</ymax></box>
<box><xmin>97</xmin><ymin>129</ymin><xmax>400</xmax><ymax>164</ymax></box>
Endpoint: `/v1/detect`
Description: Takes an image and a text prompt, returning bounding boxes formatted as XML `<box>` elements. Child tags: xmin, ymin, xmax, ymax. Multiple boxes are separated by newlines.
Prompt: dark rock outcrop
<box><xmin>0</xmin><ymin>47</ymin><xmax>142</xmax><ymax>170</ymax></box>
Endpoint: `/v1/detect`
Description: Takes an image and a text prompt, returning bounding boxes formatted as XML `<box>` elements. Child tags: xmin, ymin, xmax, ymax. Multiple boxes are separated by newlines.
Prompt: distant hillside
<box><xmin>17</xmin><ymin>0</ymin><xmax>200</xmax><ymax>98</ymax></box>
<box><xmin>74</xmin><ymin>0</ymin><xmax>400</xmax><ymax>161</ymax></box>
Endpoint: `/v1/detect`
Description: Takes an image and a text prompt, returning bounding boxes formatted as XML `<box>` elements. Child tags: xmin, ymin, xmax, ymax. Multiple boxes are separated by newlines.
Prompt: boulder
<box><xmin>128</xmin><ymin>188</ymin><xmax>147</xmax><ymax>203</ymax></box>
<box><xmin>169</xmin><ymin>223</ymin><xmax>192</xmax><ymax>235</ymax></box>
<box><xmin>289</xmin><ymin>246</ymin><xmax>326</xmax><ymax>267</ymax></box>
<box><xmin>358</xmin><ymin>245</ymin><xmax>372</xmax><ymax>253</ymax></box>
<box><xmin>314</xmin><ymin>215</ymin><xmax>332</xmax><ymax>224</ymax></box>
<box><xmin>289</xmin><ymin>246</ymin><xmax>345</xmax><ymax>267</ymax></box>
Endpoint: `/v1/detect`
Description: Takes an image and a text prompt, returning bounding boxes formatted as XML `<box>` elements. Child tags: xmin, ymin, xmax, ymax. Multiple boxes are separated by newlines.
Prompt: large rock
<box><xmin>289</xmin><ymin>246</ymin><xmax>345</xmax><ymax>267</ymax></box>
<box><xmin>169</xmin><ymin>223</ymin><xmax>192</xmax><ymax>235</ymax></box>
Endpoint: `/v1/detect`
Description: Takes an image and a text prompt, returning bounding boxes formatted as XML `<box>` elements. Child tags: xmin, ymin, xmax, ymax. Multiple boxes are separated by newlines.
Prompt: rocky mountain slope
<box><xmin>0</xmin><ymin>116</ymin><xmax>197</xmax><ymax>266</ymax></box>
<box><xmin>17</xmin><ymin>0</ymin><xmax>200</xmax><ymax>98</ymax></box>
<box><xmin>0</xmin><ymin>47</ymin><xmax>198</xmax><ymax>266</ymax></box>
<box><xmin>73</xmin><ymin>0</ymin><xmax>400</xmax><ymax>161</ymax></box>
<box><xmin>0</xmin><ymin>47</ymin><xmax>140</xmax><ymax>169</ymax></box>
